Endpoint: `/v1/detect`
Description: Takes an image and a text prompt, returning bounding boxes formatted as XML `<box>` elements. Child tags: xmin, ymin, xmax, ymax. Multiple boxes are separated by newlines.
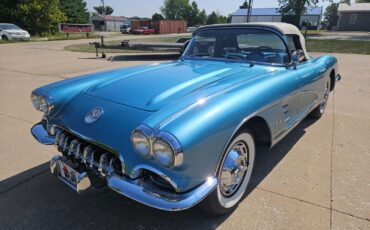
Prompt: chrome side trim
<box><xmin>31</xmin><ymin>122</ymin><xmax>56</xmax><ymax>145</ymax></box>
<box><xmin>108</xmin><ymin>175</ymin><xmax>217</xmax><ymax>211</ymax></box>
<box><xmin>271</xmin><ymin>98</ymin><xmax>318</xmax><ymax>145</ymax></box>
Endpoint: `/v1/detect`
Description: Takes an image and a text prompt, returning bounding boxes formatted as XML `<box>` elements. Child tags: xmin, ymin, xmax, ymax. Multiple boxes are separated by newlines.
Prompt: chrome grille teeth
<box><xmin>75</xmin><ymin>143</ymin><xmax>82</xmax><ymax>160</ymax></box>
<box><xmin>89</xmin><ymin>151</ymin><xmax>96</xmax><ymax>169</ymax></box>
<box><xmin>82</xmin><ymin>146</ymin><xmax>93</xmax><ymax>164</ymax></box>
<box><xmin>58</xmin><ymin>133</ymin><xmax>66</xmax><ymax>152</ymax></box>
<box><xmin>54</xmin><ymin>130</ymin><xmax>123</xmax><ymax>178</ymax></box>
<box><xmin>55</xmin><ymin>130</ymin><xmax>62</xmax><ymax>146</ymax></box>
<box><xmin>68</xmin><ymin>140</ymin><xmax>79</xmax><ymax>156</ymax></box>
<box><xmin>62</xmin><ymin>136</ymin><xmax>70</xmax><ymax>154</ymax></box>
<box><xmin>98</xmin><ymin>153</ymin><xmax>110</xmax><ymax>177</ymax></box>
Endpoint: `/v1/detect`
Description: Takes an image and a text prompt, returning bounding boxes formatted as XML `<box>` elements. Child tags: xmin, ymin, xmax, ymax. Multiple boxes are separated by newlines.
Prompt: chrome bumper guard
<box><xmin>31</xmin><ymin>122</ymin><xmax>55</xmax><ymax>145</ymax></box>
<box><xmin>50</xmin><ymin>155</ymin><xmax>92</xmax><ymax>194</ymax></box>
<box><xmin>32</xmin><ymin>122</ymin><xmax>217</xmax><ymax>211</ymax></box>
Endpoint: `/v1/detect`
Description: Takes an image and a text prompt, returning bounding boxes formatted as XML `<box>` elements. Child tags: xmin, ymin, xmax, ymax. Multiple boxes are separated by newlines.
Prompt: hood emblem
<box><xmin>85</xmin><ymin>107</ymin><xmax>104</xmax><ymax>124</ymax></box>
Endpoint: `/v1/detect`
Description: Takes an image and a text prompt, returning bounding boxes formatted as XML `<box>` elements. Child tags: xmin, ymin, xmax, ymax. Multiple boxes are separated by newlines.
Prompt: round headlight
<box><xmin>131</xmin><ymin>131</ymin><xmax>151</xmax><ymax>158</ymax></box>
<box><xmin>153</xmin><ymin>139</ymin><xmax>174</xmax><ymax>167</ymax></box>
<box><xmin>31</xmin><ymin>94</ymin><xmax>40</xmax><ymax>110</ymax></box>
<box><xmin>39</xmin><ymin>95</ymin><xmax>49</xmax><ymax>113</ymax></box>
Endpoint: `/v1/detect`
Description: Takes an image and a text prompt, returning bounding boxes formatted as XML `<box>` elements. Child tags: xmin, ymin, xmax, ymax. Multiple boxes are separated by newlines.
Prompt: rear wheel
<box><xmin>201</xmin><ymin>130</ymin><xmax>255</xmax><ymax>216</ymax></box>
<box><xmin>310</xmin><ymin>78</ymin><xmax>331</xmax><ymax>118</ymax></box>
<box><xmin>2</xmin><ymin>35</ymin><xmax>9</xmax><ymax>41</ymax></box>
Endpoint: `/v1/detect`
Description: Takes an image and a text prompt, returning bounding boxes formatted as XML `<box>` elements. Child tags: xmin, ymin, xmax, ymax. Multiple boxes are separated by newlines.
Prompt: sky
<box><xmin>86</xmin><ymin>0</ymin><xmax>339</xmax><ymax>18</ymax></box>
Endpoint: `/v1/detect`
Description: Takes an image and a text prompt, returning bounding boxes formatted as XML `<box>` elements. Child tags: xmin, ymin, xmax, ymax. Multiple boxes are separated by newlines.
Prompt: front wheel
<box><xmin>201</xmin><ymin>130</ymin><xmax>256</xmax><ymax>216</ymax></box>
<box><xmin>310</xmin><ymin>78</ymin><xmax>331</xmax><ymax>118</ymax></box>
<box><xmin>2</xmin><ymin>35</ymin><xmax>9</xmax><ymax>41</ymax></box>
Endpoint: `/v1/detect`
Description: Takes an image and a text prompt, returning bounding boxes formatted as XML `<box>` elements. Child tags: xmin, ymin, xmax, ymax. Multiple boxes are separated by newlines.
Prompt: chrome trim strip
<box><xmin>271</xmin><ymin>98</ymin><xmax>318</xmax><ymax>145</ymax></box>
<box><xmin>108</xmin><ymin>175</ymin><xmax>217</xmax><ymax>211</ymax></box>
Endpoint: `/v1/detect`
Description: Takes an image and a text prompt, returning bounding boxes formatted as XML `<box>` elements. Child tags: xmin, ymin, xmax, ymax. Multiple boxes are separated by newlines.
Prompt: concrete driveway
<box><xmin>0</xmin><ymin>39</ymin><xmax>369</xmax><ymax>230</ymax></box>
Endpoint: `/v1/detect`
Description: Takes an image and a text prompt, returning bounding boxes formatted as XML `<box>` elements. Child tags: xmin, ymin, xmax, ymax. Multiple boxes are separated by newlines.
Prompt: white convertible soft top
<box><xmin>196</xmin><ymin>22</ymin><xmax>308</xmax><ymax>58</ymax></box>
<box><xmin>245</xmin><ymin>22</ymin><xmax>308</xmax><ymax>57</ymax></box>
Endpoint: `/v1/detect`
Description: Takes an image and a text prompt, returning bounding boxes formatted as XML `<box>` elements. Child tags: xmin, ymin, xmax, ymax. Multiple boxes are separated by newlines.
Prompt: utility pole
<box><xmin>246</xmin><ymin>0</ymin><xmax>253</xmax><ymax>22</ymax></box>
<box><xmin>100</xmin><ymin>0</ymin><xmax>106</xmax><ymax>58</ymax></box>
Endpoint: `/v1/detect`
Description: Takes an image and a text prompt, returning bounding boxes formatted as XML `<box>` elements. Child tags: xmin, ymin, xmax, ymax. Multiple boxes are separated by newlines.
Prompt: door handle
<box><xmin>319</xmin><ymin>68</ymin><xmax>327</xmax><ymax>75</ymax></box>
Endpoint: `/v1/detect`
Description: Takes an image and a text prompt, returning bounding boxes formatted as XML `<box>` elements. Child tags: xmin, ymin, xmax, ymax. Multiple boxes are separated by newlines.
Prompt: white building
<box><xmin>91</xmin><ymin>15</ymin><xmax>130</xmax><ymax>32</ymax></box>
<box><xmin>231</xmin><ymin>7</ymin><xmax>323</xmax><ymax>30</ymax></box>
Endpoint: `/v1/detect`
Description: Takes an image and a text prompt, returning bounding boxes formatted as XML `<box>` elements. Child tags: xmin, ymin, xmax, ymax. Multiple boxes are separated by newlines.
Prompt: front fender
<box><xmin>143</xmin><ymin>67</ymin><xmax>297</xmax><ymax>191</ymax></box>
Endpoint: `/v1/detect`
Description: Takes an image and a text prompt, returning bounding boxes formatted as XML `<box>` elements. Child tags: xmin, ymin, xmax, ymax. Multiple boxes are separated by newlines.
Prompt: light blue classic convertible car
<box><xmin>31</xmin><ymin>23</ymin><xmax>341</xmax><ymax>215</ymax></box>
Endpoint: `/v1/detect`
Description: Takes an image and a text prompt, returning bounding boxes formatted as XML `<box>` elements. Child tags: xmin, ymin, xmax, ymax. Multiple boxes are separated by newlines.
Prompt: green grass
<box><xmin>0</xmin><ymin>32</ymin><xmax>125</xmax><ymax>44</ymax></box>
<box><xmin>306</xmin><ymin>39</ymin><xmax>370</xmax><ymax>55</ymax></box>
<box><xmin>300</xmin><ymin>30</ymin><xmax>324</xmax><ymax>36</ymax></box>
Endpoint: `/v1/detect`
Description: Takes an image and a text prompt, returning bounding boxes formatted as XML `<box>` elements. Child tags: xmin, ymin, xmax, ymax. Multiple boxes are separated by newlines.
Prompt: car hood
<box><xmin>85</xmin><ymin>60</ymin><xmax>274</xmax><ymax>111</ymax></box>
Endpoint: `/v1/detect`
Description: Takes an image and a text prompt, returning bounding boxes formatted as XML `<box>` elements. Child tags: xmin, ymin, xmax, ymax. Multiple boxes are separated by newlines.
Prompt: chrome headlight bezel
<box><xmin>31</xmin><ymin>91</ymin><xmax>54</xmax><ymax>114</ymax></box>
<box><xmin>31</xmin><ymin>94</ymin><xmax>40</xmax><ymax>111</ymax></box>
<box><xmin>152</xmin><ymin>138</ymin><xmax>174</xmax><ymax>167</ymax></box>
<box><xmin>130</xmin><ymin>125</ymin><xmax>153</xmax><ymax>158</ymax></box>
<box><xmin>153</xmin><ymin>132</ymin><xmax>183</xmax><ymax>168</ymax></box>
<box><xmin>130</xmin><ymin>125</ymin><xmax>183</xmax><ymax>168</ymax></box>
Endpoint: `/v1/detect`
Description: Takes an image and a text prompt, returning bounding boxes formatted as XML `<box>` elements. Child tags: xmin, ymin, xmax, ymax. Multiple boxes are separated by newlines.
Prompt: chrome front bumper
<box><xmin>31</xmin><ymin>122</ymin><xmax>217</xmax><ymax>211</ymax></box>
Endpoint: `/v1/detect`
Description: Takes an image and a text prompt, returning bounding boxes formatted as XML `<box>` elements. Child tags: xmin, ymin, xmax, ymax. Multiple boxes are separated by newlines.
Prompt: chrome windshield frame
<box><xmin>181</xmin><ymin>26</ymin><xmax>292</xmax><ymax>68</ymax></box>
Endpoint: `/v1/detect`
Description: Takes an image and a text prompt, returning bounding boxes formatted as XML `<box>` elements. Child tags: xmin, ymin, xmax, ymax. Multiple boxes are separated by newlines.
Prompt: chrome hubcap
<box><xmin>220</xmin><ymin>142</ymin><xmax>249</xmax><ymax>197</ymax></box>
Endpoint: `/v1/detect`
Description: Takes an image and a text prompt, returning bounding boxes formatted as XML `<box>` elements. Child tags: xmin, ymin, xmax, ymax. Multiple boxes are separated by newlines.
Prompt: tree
<box><xmin>278</xmin><ymin>0</ymin><xmax>333</xmax><ymax>27</ymax></box>
<box><xmin>323</xmin><ymin>3</ymin><xmax>339</xmax><ymax>30</ymax></box>
<box><xmin>60</xmin><ymin>0</ymin><xmax>89</xmax><ymax>24</ymax></box>
<box><xmin>240</xmin><ymin>1</ymin><xmax>251</xmax><ymax>9</ymax></box>
<box><xmin>340</xmin><ymin>0</ymin><xmax>350</xmax><ymax>3</ymax></box>
<box><xmin>93</xmin><ymin>5</ymin><xmax>114</xmax><ymax>15</ymax></box>
<box><xmin>206</xmin><ymin>11</ymin><xmax>228</xmax><ymax>25</ymax></box>
<box><xmin>152</xmin><ymin>13</ymin><xmax>164</xmax><ymax>21</ymax></box>
<box><xmin>356</xmin><ymin>0</ymin><xmax>370</xmax><ymax>2</ymax></box>
<box><xmin>17</xmin><ymin>0</ymin><xmax>67</xmax><ymax>35</ymax></box>
<box><xmin>198</xmin><ymin>10</ymin><xmax>207</xmax><ymax>25</ymax></box>
<box><xmin>161</xmin><ymin>0</ymin><xmax>190</xmax><ymax>19</ymax></box>
<box><xmin>0</xmin><ymin>0</ymin><xmax>19</xmax><ymax>26</ymax></box>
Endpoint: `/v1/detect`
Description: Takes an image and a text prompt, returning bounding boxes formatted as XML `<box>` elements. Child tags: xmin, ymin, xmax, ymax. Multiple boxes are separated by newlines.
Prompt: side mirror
<box><xmin>291</xmin><ymin>50</ymin><xmax>306</xmax><ymax>69</ymax></box>
<box><xmin>291</xmin><ymin>53</ymin><xmax>299</xmax><ymax>69</ymax></box>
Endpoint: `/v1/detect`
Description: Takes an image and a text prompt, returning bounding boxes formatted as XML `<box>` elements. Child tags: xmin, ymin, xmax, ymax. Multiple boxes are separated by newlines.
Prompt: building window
<box><xmin>349</xmin><ymin>13</ymin><xmax>357</xmax><ymax>24</ymax></box>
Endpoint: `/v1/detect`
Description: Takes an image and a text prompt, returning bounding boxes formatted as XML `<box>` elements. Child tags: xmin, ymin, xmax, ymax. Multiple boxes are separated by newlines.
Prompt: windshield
<box><xmin>183</xmin><ymin>28</ymin><xmax>290</xmax><ymax>65</ymax></box>
<box><xmin>0</xmin><ymin>24</ymin><xmax>21</xmax><ymax>30</ymax></box>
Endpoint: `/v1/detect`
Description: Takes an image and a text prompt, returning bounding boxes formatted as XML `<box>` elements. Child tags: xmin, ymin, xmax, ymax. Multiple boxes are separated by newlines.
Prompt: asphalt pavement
<box><xmin>0</xmin><ymin>38</ymin><xmax>369</xmax><ymax>230</ymax></box>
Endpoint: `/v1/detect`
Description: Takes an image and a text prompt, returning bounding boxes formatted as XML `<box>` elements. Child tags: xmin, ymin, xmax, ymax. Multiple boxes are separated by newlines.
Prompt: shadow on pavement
<box><xmin>0</xmin><ymin>118</ymin><xmax>317</xmax><ymax>230</ymax></box>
